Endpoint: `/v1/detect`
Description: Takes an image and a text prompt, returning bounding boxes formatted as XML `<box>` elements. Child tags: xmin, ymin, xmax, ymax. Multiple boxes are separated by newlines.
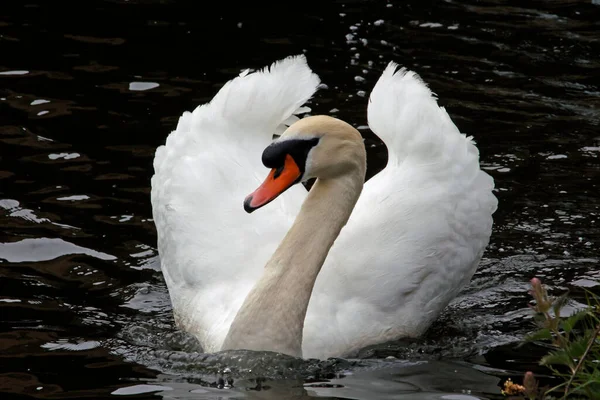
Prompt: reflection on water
<box><xmin>1</xmin><ymin>0</ymin><xmax>599</xmax><ymax>399</ymax></box>
<box><xmin>0</xmin><ymin>237</ymin><xmax>115</xmax><ymax>262</ymax></box>
<box><xmin>109</xmin><ymin>360</ymin><xmax>501</xmax><ymax>400</ymax></box>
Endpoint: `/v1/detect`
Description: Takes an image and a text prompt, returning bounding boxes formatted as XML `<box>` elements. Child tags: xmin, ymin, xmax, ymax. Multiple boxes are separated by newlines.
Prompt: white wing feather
<box><xmin>151</xmin><ymin>55</ymin><xmax>320</xmax><ymax>352</ymax></box>
<box><xmin>302</xmin><ymin>62</ymin><xmax>498</xmax><ymax>358</ymax></box>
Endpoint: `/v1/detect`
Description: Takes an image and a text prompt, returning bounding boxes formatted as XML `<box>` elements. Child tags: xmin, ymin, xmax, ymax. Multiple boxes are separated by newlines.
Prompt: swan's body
<box><xmin>150</xmin><ymin>55</ymin><xmax>497</xmax><ymax>359</ymax></box>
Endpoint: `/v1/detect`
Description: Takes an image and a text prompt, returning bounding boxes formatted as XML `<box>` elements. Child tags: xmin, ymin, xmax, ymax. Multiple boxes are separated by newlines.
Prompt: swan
<box><xmin>150</xmin><ymin>55</ymin><xmax>498</xmax><ymax>359</ymax></box>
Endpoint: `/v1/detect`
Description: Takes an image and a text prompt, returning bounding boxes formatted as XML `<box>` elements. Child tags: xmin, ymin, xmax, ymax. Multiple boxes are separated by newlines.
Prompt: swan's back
<box><xmin>302</xmin><ymin>63</ymin><xmax>498</xmax><ymax>358</ymax></box>
<box><xmin>151</xmin><ymin>55</ymin><xmax>320</xmax><ymax>352</ymax></box>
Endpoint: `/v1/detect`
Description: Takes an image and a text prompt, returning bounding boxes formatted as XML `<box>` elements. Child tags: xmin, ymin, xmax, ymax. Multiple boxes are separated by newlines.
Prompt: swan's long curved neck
<box><xmin>221</xmin><ymin>172</ymin><xmax>364</xmax><ymax>357</ymax></box>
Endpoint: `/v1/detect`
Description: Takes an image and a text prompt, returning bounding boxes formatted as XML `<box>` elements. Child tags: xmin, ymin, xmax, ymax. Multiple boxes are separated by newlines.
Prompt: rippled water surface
<box><xmin>2</xmin><ymin>1</ymin><xmax>599</xmax><ymax>399</ymax></box>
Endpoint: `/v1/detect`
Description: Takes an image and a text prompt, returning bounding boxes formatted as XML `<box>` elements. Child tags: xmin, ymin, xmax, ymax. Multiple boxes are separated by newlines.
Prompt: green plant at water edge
<box><xmin>523</xmin><ymin>277</ymin><xmax>600</xmax><ymax>399</ymax></box>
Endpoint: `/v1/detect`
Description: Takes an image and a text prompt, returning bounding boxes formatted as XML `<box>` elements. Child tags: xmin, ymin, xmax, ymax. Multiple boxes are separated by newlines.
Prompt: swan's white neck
<box><xmin>221</xmin><ymin>173</ymin><xmax>364</xmax><ymax>357</ymax></box>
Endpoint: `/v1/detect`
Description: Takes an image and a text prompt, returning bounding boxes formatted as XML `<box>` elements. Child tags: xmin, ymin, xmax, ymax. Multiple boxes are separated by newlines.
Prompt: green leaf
<box><xmin>552</xmin><ymin>292</ymin><xmax>570</xmax><ymax>319</ymax></box>
<box><xmin>533</xmin><ymin>311</ymin><xmax>548</xmax><ymax>325</ymax></box>
<box><xmin>524</xmin><ymin>328</ymin><xmax>553</xmax><ymax>342</ymax></box>
<box><xmin>541</xmin><ymin>349</ymin><xmax>574</xmax><ymax>368</ymax></box>
<box><xmin>564</xmin><ymin>335</ymin><xmax>589</xmax><ymax>360</ymax></box>
<box><xmin>561</xmin><ymin>310</ymin><xmax>590</xmax><ymax>333</ymax></box>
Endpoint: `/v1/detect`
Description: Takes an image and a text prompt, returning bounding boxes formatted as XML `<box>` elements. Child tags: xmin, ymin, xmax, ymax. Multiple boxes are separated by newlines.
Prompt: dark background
<box><xmin>1</xmin><ymin>1</ymin><xmax>599</xmax><ymax>398</ymax></box>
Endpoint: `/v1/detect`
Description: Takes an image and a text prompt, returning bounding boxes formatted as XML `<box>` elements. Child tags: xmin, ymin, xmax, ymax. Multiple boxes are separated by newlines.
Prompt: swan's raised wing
<box><xmin>150</xmin><ymin>55</ymin><xmax>320</xmax><ymax>352</ymax></box>
<box><xmin>304</xmin><ymin>63</ymin><xmax>498</xmax><ymax>358</ymax></box>
<box><xmin>359</xmin><ymin>63</ymin><xmax>498</xmax><ymax>301</ymax></box>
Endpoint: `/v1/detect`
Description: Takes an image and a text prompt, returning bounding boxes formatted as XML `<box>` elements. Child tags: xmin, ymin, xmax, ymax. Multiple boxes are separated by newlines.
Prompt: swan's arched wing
<box><xmin>150</xmin><ymin>55</ymin><xmax>320</xmax><ymax>352</ymax></box>
<box><xmin>304</xmin><ymin>63</ymin><xmax>498</xmax><ymax>358</ymax></box>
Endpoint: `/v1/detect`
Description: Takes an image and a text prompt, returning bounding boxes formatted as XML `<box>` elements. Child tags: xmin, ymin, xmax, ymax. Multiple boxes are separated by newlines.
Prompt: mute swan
<box><xmin>150</xmin><ymin>55</ymin><xmax>498</xmax><ymax>359</ymax></box>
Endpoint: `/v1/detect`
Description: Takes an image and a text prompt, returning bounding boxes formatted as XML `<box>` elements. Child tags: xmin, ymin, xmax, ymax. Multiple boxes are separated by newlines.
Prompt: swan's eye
<box><xmin>273</xmin><ymin>165</ymin><xmax>285</xmax><ymax>179</ymax></box>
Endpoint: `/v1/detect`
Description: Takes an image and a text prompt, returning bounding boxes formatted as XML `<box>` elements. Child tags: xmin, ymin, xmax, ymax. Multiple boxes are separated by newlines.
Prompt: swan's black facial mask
<box><xmin>261</xmin><ymin>137</ymin><xmax>320</xmax><ymax>176</ymax></box>
<box><xmin>244</xmin><ymin>137</ymin><xmax>320</xmax><ymax>213</ymax></box>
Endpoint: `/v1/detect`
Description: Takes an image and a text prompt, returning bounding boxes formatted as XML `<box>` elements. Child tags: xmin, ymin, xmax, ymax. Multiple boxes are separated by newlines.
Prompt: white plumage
<box><xmin>150</xmin><ymin>55</ymin><xmax>497</xmax><ymax>359</ymax></box>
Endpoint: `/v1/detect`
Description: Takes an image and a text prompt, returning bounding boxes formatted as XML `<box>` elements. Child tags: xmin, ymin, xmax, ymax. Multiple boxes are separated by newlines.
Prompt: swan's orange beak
<box><xmin>244</xmin><ymin>154</ymin><xmax>301</xmax><ymax>213</ymax></box>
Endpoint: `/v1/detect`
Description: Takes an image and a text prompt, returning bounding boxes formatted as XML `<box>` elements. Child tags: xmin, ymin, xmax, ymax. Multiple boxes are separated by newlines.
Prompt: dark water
<box><xmin>1</xmin><ymin>0</ymin><xmax>599</xmax><ymax>399</ymax></box>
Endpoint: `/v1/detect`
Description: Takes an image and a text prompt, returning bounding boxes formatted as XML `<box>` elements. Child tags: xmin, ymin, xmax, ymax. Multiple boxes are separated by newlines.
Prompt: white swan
<box><xmin>150</xmin><ymin>55</ymin><xmax>498</xmax><ymax>360</ymax></box>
